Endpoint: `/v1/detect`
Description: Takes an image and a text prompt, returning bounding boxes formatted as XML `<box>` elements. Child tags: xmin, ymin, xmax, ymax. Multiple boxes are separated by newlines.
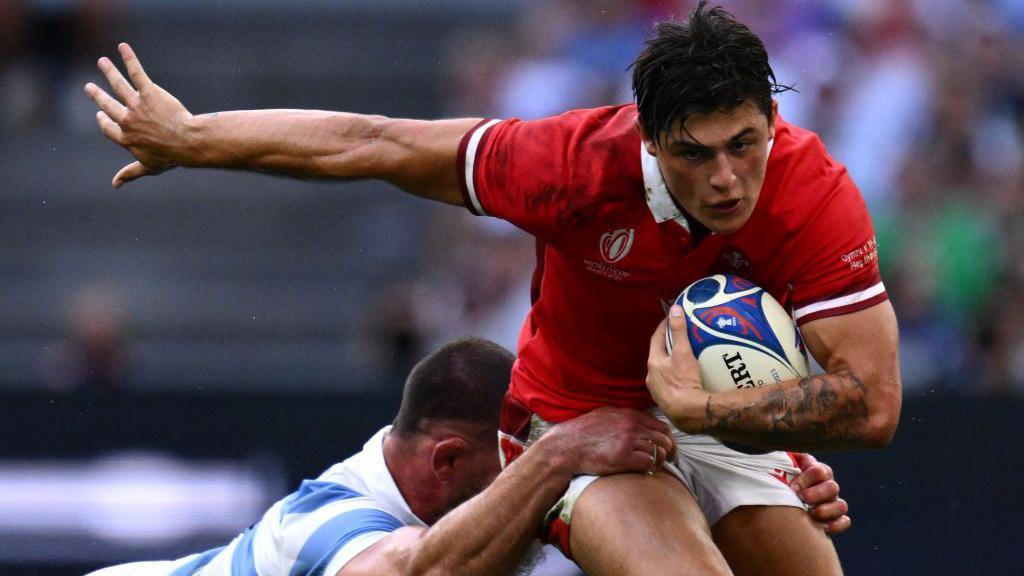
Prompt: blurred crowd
<box><xmin>385</xmin><ymin>0</ymin><xmax>1024</xmax><ymax>397</ymax></box>
<box><xmin>0</xmin><ymin>0</ymin><xmax>121</xmax><ymax>133</ymax></box>
<box><xmin>7</xmin><ymin>0</ymin><xmax>1023</xmax><ymax>397</ymax></box>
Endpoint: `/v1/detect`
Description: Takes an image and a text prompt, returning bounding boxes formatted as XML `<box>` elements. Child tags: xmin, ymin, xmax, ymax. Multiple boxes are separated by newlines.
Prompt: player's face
<box><xmin>442</xmin><ymin>443</ymin><xmax>503</xmax><ymax>516</ymax></box>
<box><xmin>642</xmin><ymin>99</ymin><xmax>776</xmax><ymax>236</ymax></box>
<box><xmin>464</xmin><ymin>444</ymin><xmax>503</xmax><ymax>493</ymax></box>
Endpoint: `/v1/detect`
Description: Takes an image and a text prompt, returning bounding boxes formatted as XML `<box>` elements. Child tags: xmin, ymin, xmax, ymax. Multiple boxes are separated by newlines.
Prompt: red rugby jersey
<box><xmin>457</xmin><ymin>104</ymin><xmax>887</xmax><ymax>422</ymax></box>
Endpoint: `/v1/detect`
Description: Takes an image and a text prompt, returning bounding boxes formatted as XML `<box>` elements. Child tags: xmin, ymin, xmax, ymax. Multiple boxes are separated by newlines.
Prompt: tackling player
<box><xmin>85</xmin><ymin>338</ymin><xmax>849</xmax><ymax>576</ymax></box>
<box><xmin>84</xmin><ymin>2</ymin><xmax>894</xmax><ymax>575</ymax></box>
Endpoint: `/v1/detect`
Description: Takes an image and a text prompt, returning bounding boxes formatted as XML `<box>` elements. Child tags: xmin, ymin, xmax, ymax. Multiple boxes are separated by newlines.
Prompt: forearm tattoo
<box><xmin>701</xmin><ymin>370</ymin><xmax>871</xmax><ymax>450</ymax></box>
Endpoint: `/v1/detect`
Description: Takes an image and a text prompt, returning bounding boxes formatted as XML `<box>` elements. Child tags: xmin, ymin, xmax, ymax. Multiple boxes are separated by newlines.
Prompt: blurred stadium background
<box><xmin>1</xmin><ymin>0</ymin><xmax>1023</xmax><ymax>574</ymax></box>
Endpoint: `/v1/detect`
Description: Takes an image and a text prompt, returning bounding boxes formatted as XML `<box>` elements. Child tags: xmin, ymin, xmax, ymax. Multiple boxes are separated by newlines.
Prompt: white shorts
<box><xmin>517</xmin><ymin>409</ymin><xmax>806</xmax><ymax>547</ymax></box>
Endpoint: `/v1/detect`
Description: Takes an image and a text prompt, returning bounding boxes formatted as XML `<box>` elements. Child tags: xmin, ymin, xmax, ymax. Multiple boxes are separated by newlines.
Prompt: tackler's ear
<box><xmin>430</xmin><ymin>436</ymin><xmax>470</xmax><ymax>482</ymax></box>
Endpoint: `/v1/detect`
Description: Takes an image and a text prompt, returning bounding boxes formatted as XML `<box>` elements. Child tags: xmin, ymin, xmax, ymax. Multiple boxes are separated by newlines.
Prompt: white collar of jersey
<box><xmin>639</xmin><ymin>136</ymin><xmax>776</xmax><ymax>229</ymax></box>
<box><xmin>362</xmin><ymin>426</ymin><xmax>428</xmax><ymax>527</ymax></box>
<box><xmin>640</xmin><ymin>142</ymin><xmax>690</xmax><ymax>230</ymax></box>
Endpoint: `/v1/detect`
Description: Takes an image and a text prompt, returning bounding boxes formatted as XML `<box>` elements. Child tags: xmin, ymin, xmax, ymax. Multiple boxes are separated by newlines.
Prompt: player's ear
<box><xmin>768</xmin><ymin>99</ymin><xmax>778</xmax><ymax>134</ymax></box>
<box><xmin>431</xmin><ymin>437</ymin><xmax>469</xmax><ymax>481</ymax></box>
<box><xmin>634</xmin><ymin>118</ymin><xmax>658</xmax><ymax>157</ymax></box>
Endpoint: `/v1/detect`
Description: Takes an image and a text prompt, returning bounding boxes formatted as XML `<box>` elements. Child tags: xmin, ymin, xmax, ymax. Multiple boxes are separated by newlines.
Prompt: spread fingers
<box><xmin>84</xmin><ymin>82</ymin><xmax>127</xmax><ymax>123</ymax></box>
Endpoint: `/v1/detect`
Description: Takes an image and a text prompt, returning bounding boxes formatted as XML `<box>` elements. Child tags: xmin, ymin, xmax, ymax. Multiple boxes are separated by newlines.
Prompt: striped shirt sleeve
<box><xmin>277</xmin><ymin>480</ymin><xmax>405</xmax><ymax>576</ymax></box>
<box><xmin>788</xmin><ymin>173</ymin><xmax>888</xmax><ymax>325</ymax></box>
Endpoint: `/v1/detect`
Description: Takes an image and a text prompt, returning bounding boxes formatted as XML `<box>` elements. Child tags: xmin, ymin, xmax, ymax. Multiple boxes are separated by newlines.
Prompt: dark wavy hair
<box><xmin>632</xmin><ymin>0</ymin><xmax>791</xmax><ymax>145</ymax></box>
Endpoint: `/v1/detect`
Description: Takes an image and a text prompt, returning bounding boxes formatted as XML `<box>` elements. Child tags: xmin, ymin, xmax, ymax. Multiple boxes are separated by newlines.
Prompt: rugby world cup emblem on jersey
<box><xmin>600</xmin><ymin>228</ymin><xmax>635</xmax><ymax>263</ymax></box>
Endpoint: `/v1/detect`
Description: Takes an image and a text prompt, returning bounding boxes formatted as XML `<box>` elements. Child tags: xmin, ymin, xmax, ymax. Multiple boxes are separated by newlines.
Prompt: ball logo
<box><xmin>599</xmin><ymin>228</ymin><xmax>635</xmax><ymax>264</ymax></box>
<box><xmin>722</xmin><ymin>351</ymin><xmax>756</xmax><ymax>389</ymax></box>
<box><xmin>695</xmin><ymin>306</ymin><xmax>764</xmax><ymax>341</ymax></box>
<box><xmin>715</xmin><ymin>316</ymin><xmax>737</xmax><ymax>329</ymax></box>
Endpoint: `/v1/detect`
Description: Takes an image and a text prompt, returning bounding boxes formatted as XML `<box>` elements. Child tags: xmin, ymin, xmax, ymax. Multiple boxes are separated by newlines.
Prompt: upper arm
<box><xmin>778</xmin><ymin>144</ymin><xmax>901</xmax><ymax>441</ymax></box>
<box><xmin>800</xmin><ymin>300</ymin><xmax>902</xmax><ymax>444</ymax></box>
<box><xmin>337</xmin><ymin>526</ymin><xmax>426</xmax><ymax>576</ymax></box>
<box><xmin>374</xmin><ymin>118</ymin><xmax>485</xmax><ymax>206</ymax></box>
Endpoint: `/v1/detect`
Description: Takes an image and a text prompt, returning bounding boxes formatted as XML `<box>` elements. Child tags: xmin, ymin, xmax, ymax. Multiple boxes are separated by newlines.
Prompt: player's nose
<box><xmin>708</xmin><ymin>153</ymin><xmax>736</xmax><ymax>191</ymax></box>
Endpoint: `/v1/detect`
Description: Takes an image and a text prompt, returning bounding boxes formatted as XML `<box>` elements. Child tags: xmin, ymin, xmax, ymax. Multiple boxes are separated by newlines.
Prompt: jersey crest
<box><xmin>599</xmin><ymin>228</ymin><xmax>635</xmax><ymax>264</ymax></box>
<box><xmin>717</xmin><ymin>247</ymin><xmax>751</xmax><ymax>275</ymax></box>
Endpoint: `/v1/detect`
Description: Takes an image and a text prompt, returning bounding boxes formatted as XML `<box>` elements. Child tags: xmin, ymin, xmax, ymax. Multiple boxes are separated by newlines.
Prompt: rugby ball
<box><xmin>666</xmin><ymin>274</ymin><xmax>808</xmax><ymax>393</ymax></box>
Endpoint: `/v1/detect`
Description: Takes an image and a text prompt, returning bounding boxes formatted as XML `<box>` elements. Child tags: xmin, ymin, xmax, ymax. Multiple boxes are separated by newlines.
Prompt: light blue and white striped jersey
<box><xmin>88</xmin><ymin>427</ymin><xmax>582</xmax><ymax>576</ymax></box>
<box><xmin>187</xmin><ymin>426</ymin><xmax>424</xmax><ymax>576</ymax></box>
<box><xmin>88</xmin><ymin>427</ymin><xmax>424</xmax><ymax>576</ymax></box>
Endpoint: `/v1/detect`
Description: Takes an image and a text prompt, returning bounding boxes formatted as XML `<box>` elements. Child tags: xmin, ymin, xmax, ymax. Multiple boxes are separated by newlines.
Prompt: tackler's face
<box><xmin>641</xmin><ymin>99</ymin><xmax>775</xmax><ymax>236</ymax></box>
<box><xmin>441</xmin><ymin>439</ymin><xmax>504</xmax><ymax>518</ymax></box>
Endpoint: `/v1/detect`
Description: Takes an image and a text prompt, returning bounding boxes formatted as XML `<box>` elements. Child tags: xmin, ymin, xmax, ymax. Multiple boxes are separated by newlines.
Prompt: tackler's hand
<box><xmin>84</xmin><ymin>43</ymin><xmax>193</xmax><ymax>187</ymax></box>
<box><xmin>790</xmin><ymin>453</ymin><xmax>851</xmax><ymax>535</ymax></box>
<box><xmin>645</xmin><ymin>305</ymin><xmax>708</xmax><ymax>432</ymax></box>
<box><xmin>542</xmin><ymin>407</ymin><xmax>677</xmax><ymax>478</ymax></box>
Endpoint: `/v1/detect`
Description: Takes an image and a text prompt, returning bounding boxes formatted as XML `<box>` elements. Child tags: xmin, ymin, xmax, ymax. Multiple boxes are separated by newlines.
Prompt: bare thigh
<box><xmin>570</xmin><ymin>471</ymin><xmax>733</xmax><ymax>576</ymax></box>
<box><xmin>712</xmin><ymin>505</ymin><xmax>842</xmax><ymax>576</ymax></box>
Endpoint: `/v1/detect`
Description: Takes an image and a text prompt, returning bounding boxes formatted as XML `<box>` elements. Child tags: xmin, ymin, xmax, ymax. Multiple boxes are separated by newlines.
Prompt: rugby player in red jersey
<box><xmin>84</xmin><ymin>2</ymin><xmax>894</xmax><ymax>574</ymax></box>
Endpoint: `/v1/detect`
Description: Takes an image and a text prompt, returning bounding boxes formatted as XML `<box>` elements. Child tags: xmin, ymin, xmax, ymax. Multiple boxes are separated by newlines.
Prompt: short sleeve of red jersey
<box><xmin>456</xmin><ymin>107</ymin><xmax>639</xmax><ymax>239</ymax></box>
<box><xmin>788</xmin><ymin>166</ymin><xmax>888</xmax><ymax>326</ymax></box>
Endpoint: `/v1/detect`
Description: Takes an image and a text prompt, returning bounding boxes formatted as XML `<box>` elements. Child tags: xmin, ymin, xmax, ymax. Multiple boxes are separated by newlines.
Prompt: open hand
<box><xmin>84</xmin><ymin>43</ymin><xmax>194</xmax><ymax>188</ymax></box>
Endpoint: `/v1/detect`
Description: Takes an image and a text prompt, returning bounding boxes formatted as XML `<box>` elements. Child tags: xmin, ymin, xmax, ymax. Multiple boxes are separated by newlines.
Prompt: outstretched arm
<box><xmin>84</xmin><ymin>43</ymin><xmax>479</xmax><ymax>202</ymax></box>
<box><xmin>647</xmin><ymin>302</ymin><xmax>901</xmax><ymax>451</ymax></box>
<box><xmin>340</xmin><ymin>407</ymin><xmax>675</xmax><ymax>576</ymax></box>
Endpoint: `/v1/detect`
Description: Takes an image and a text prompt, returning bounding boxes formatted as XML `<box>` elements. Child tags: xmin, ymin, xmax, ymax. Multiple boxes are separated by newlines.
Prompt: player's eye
<box><xmin>680</xmin><ymin>148</ymin><xmax>704</xmax><ymax>161</ymax></box>
<box><xmin>731</xmin><ymin>140</ymin><xmax>751</xmax><ymax>154</ymax></box>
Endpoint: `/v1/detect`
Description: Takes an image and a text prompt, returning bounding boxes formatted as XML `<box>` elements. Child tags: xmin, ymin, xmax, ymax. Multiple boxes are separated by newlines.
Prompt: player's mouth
<box><xmin>707</xmin><ymin>198</ymin><xmax>742</xmax><ymax>215</ymax></box>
